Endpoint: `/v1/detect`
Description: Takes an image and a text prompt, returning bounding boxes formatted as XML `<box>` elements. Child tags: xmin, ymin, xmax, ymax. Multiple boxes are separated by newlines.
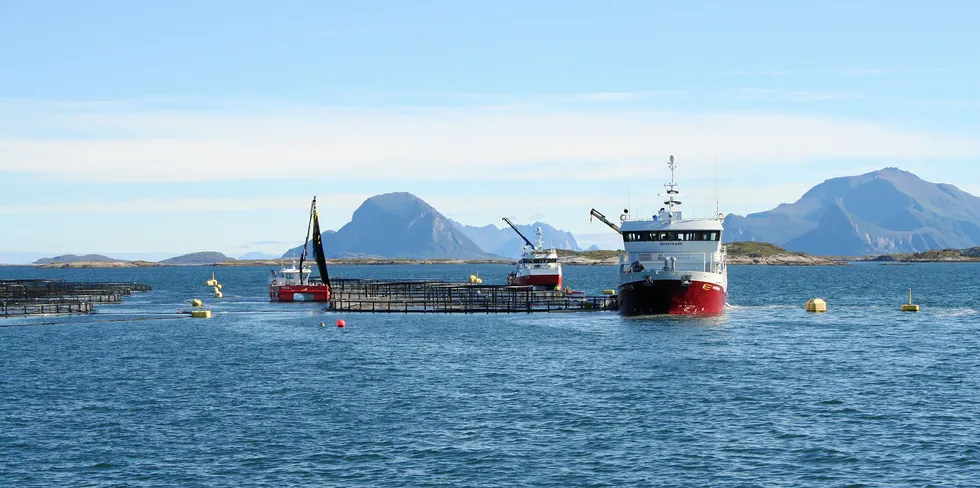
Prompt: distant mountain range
<box><xmin>25</xmin><ymin>168</ymin><xmax>980</xmax><ymax>264</ymax></box>
<box><xmin>32</xmin><ymin>251</ymin><xmax>233</xmax><ymax>266</ymax></box>
<box><xmin>723</xmin><ymin>168</ymin><xmax>980</xmax><ymax>255</ymax></box>
<box><xmin>284</xmin><ymin>192</ymin><xmax>495</xmax><ymax>260</ymax></box>
<box><xmin>34</xmin><ymin>254</ymin><xmax>123</xmax><ymax>265</ymax></box>
<box><xmin>452</xmin><ymin>220</ymin><xmax>581</xmax><ymax>259</ymax></box>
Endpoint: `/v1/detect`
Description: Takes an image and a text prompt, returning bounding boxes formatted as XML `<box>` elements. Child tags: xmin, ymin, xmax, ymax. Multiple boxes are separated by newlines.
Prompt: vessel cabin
<box><xmin>272</xmin><ymin>265</ymin><xmax>313</xmax><ymax>286</ymax></box>
<box><xmin>518</xmin><ymin>252</ymin><xmax>560</xmax><ymax>270</ymax></box>
<box><xmin>622</xmin><ymin>230</ymin><xmax>721</xmax><ymax>242</ymax></box>
<box><xmin>619</xmin><ymin>219</ymin><xmax>725</xmax><ymax>274</ymax></box>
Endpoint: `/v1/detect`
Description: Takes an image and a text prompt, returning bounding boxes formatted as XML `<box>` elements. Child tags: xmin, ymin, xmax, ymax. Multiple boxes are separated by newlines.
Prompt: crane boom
<box><xmin>501</xmin><ymin>217</ymin><xmax>535</xmax><ymax>248</ymax></box>
<box><xmin>589</xmin><ymin>208</ymin><xmax>621</xmax><ymax>233</ymax></box>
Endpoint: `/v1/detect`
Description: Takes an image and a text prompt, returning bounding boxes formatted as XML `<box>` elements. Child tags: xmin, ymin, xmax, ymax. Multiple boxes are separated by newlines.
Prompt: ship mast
<box><xmin>663</xmin><ymin>155</ymin><xmax>682</xmax><ymax>219</ymax></box>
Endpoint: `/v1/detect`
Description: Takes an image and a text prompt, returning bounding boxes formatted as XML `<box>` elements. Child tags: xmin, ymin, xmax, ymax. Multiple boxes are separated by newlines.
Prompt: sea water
<box><xmin>1</xmin><ymin>263</ymin><xmax>978</xmax><ymax>486</ymax></box>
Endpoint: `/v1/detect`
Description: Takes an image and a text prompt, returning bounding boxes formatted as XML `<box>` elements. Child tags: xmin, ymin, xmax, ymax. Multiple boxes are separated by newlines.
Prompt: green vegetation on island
<box><xmin>725</xmin><ymin>242</ymin><xmax>844</xmax><ymax>265</ymax></box>
<box><xmin>867</xmin><ymin>247</ymin><xmax>980</xmax><ymax>262</ymax></box>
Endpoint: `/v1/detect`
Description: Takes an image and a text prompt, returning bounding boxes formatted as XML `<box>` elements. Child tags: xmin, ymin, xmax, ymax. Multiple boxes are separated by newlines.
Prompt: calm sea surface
<box><xmin>2</xmin><ymin>263</ymin><xmax>979</xmax><ymax>486</ymax></box>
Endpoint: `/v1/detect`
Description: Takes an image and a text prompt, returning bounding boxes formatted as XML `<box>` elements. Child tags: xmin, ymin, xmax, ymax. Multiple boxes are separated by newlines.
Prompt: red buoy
<box><xmin>336</xmin><ymin>319</ymin><xmax>346</xmax><ymax>328</ymax></box>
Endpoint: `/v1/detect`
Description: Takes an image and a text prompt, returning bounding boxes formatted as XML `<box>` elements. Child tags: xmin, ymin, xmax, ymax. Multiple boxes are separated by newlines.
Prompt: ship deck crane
<box><xmin>589</xmin><ymin>208</ymin><xmax>621</xmax><ymax>234</ymax></box>
<box><xmin>501</xmin><ymin>217</ymin><xmax>536</xmax><ymax>248</ymax></box>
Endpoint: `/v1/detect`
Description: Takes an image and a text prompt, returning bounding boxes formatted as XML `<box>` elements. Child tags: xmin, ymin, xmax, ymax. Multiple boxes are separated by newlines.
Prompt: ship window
<box><xmin>710</xmin><ymin>232</ymin><xmax>718</xmax><ymax>241</ymax></box>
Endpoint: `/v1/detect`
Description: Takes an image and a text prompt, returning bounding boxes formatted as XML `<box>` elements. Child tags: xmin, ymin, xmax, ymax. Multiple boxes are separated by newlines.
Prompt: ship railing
<box><xmin>620</xmin><ymin>252</ymin><xmax>724</xmax><ymax>274</ymax></box>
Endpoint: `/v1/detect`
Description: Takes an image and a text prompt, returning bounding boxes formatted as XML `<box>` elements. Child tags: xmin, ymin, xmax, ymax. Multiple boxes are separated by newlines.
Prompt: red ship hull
<box><xmin>270</xmin><ymin>285</ymin><xmax>330</xmax><ymax>302</ymax></box>
<box><xmin>617</xmin><ymin>279</ymin><xmax>725</xmax><ymax>316</ymax></box>
<box><xmin>512</xmin><ymin>273</ymin><xmax>562</xmax><ymax>290</ymax></box>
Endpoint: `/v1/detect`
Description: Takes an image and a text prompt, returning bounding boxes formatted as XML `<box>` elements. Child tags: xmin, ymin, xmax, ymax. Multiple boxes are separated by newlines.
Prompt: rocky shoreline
<box><xmin>726</xmin><ymin>254</ymin><xmax>845</xmax><ymax>266</ymax></box>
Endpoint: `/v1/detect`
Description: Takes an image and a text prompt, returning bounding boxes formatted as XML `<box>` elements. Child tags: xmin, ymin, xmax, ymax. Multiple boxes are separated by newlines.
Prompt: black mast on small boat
<box><xmin>298</xmin><ymin>198</ymin><xmax>316</xmax><ymax>285</ymax></box>
<box><xmin>501</xmin><ymin>217</ymin><xmax>536</xmax><ymax>249</ymax></box>
<box><xmin>297</xmin><ymin>197</ymin><xmax>331</xmax><ymax>287</ymax></box>
<box><xmin>311</xmin><ymin>200</ymin><xmax>331</xmax><ymax>288</ymax></box>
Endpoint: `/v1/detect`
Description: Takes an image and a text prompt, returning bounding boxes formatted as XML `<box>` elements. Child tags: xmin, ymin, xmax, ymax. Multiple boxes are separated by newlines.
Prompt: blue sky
<box><xmin>1</xmin><ymin>1</ymin><xmax>978</xmax><ymax>262</ymax></box>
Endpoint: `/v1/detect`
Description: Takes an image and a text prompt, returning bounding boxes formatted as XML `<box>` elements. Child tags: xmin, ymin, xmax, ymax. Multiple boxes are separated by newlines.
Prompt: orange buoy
<box><xmin>336</xmin><ymin>319</ymin><xmax>346</xmax><ymax>328</ymax></box>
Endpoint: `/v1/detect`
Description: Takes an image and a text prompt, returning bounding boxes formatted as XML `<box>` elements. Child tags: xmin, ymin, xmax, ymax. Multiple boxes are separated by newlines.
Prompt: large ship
<box><xmin>502</xmin><ymin>218</ymin><xmax>563</xmax><ymax>291</ymax></box>
<box><xmin>591</xmin><ymin>155</ymin><xmax>727</xmax><ymax>315</ymax></box>
<box><xmin>269</xmin><ymin>197</ymin><xmax>332</xmax><ymax>302</ymax></box>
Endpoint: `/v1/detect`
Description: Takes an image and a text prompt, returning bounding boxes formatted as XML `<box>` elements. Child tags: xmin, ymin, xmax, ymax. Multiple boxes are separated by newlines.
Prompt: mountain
<box><xmin>159</xmin><ymin>251</ymin><xmax>234</xmax><ymax>265</ymax></box>
<box><xmin>585</xmin><ymin>244</ymin><xmax>601</xmax><ymax>251</ymax></box>
<box><xmin>34</xmin><ymin>254</ymin><xmax>124</xmax><ymax>265</ymax></box>
<box><xmin>283</xmin><ymin>192</ymin><xmax>495</xmax><ymax>259</ymax></box>
<box><xmin>452</xmin><ymin>220</ymin><xmax>581</xmax><ymax>259</ymax></box>
<box><xmin>723</xmin><ymin>168</ymin><xmax>980</xmax><ymax>255</ymax></box>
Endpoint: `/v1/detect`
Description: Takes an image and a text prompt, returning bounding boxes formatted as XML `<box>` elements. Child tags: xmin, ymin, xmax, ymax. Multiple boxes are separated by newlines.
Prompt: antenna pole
<box><xmin>715</xmin><ymin>155</ymin><xmax>720</xmax><ymax>218</ymax></box>
<box><xmin>627</xmin><ymin>180</ymin><xmax>631</xmax><ymax>219</ymax></box>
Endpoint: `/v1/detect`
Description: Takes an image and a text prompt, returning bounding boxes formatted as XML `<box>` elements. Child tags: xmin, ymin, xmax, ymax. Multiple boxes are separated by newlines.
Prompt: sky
<box><xmin>1</xmin><ymin>1</ymin><xmax>978</xmax><ymax>263</ymax></box>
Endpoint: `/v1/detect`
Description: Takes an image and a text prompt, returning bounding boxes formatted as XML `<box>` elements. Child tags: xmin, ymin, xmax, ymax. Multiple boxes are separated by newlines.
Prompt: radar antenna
<box><xmin>662</xmin><ymin>155</ymin><xmax>682</xmax><ymax>211</ymax></box>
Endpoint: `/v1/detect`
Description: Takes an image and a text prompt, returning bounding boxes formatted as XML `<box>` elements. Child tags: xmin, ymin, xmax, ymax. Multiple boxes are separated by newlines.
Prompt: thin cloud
<box><xmin>735</xmin><ymin>88</ymin><xmax>848</xmax><ymax>102</ymax></box>
<box><xmin>0</xmin><ymin>195</ymin><xmax>372</xmax><ymax>215</ymax></box>
<box><xmin>723</xmin><ymin>68</ymin><xmax>954</xmax><ymax>76</ymax></box>
<box><xmin>1</xmin><ymin>100</ymin><xmax>978</xmax><ymax>185</ymax></box>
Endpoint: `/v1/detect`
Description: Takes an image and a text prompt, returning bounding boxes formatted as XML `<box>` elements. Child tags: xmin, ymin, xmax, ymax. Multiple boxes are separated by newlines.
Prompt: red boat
<box><xmin>269</xmin><ymin>263</ymin><xmax>330</xmax><ymax>302</ymax></box>
<box><xmin>269</xmin><ymin>197</ymin><xmax>332</xmax><ymax>303</ymax></box>
<box><xmin>591</xmin><ymin>155</ymin><xmax>728</xmax><ymax>315</ymax></box>
<box><xmin>502</xmin><ymin>218</ymin><xmax>563</xmax><ymax>291</ymax></box>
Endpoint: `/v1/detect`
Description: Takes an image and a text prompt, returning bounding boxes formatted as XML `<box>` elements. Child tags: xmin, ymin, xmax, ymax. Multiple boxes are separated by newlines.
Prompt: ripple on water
<box><xmin>2</xmin><ymin>263</ymin><xmax>980</xmax><ymax>486</ymax></box>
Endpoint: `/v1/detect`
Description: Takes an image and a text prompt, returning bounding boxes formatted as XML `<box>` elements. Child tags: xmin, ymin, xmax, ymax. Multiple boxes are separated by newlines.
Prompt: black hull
<box><xmin>618</xmin><ymin>278</ymin><xmax>726</xmax><ymax>316</ymax></box>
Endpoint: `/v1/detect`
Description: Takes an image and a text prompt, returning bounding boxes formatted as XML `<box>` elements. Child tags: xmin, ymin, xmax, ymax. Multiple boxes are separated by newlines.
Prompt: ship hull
<box><xmin>513</xmin><ymin>273</ymin><xmax>562</xmax><ymax>290</ymax></box>
<box><xmin>270</xmin><ymin>285</ymin><xmax>331</xmax><ymax>302</ymax></box>
<box><xmin>617</xmin><ymin>278</ymin><xmax>725</xmax><ymax>316</ymax></box>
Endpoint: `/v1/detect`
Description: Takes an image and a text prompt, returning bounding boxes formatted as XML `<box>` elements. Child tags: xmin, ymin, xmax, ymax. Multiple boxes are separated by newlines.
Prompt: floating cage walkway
<box><xmin>328</xmin><ymin>278</ymin><xmax>617</xmax><ymax>314</ymax></box>
<box><xmin>0</xmin><ymin>279</ymin><xmax>152</xmax><ymax>317</ymax></box>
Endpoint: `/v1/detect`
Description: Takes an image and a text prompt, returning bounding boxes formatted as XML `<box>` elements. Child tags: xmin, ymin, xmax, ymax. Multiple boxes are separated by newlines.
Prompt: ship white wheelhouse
<box><xmin>618</xmin><ymin>217</ymin><xmax>727</xmax><ymax>290</ymax></box>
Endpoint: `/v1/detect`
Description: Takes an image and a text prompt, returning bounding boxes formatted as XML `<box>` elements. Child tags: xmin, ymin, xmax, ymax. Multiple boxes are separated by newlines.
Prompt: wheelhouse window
<box><xmin>622</xmin><ymin>230</ymin><xmax>720</xmax><ymax>242</ymax></box>
<box><xmin>524</xmin><ymin>258</ymin><xmax>557</xmax><ymax>263</ymax></box>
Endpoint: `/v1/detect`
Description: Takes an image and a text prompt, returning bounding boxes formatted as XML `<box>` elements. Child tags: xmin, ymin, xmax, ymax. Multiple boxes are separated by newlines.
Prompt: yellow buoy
<box><xmin>468</xmin><ymin>274</ymin><xmax>479</xmax><ymax>284</ymax></box>
<box><xmin>805</xmin><ymin>298</ymin><xmax>827</xmax><ymax>313</ymax></box>
<box><xmin>191</xmin><ymin>298</ymin><xmax>203</xmax><ymax>307</ymax></box>
<box><xmin>217</xmin><ymin>283</ymin><xmax>222</xmax><ymax>290</ymax></box>
<box><xmin>475</xmin><ymin>278</ymin><xmax>483</xmax><ymax>284</ymax></box>
<box><xmin>205</xmin><ymin>272</ymin><xmax>218</xmax><ymax>287</ymax></box>
<box><xmin>900</xmin><ymin>288</ymin><xmax>920</xmax><ymax>312</ymax></box>
<box><xmin>191</xmin><ymin>310</ymin><xmax>211</xmax><ymax>319</ymax></box>
<box><xmin>602</xmin><ymin>289</ymin><xmax>616</xmax><ymax>295</ymax></box>
<box><xmin>213</xmin><ymin>286</ymin><xmax>223</xmax><ymax>298</ymax></box>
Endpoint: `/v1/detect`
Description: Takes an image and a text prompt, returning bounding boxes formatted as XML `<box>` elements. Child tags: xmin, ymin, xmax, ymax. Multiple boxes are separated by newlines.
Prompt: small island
<box><xmin>863</xmin><ymin>247</ymin><xmax>980</xmax><ymax>263</ymax></box>
<box><xmin>553</xmin><ymin>244</ymin><xmax>843</xmax><ymax>266</ymax></box>
<box><xmin>723</xmin><ymin>242</ymin><xmax>845</xmax><ymax>266</ymax></box>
